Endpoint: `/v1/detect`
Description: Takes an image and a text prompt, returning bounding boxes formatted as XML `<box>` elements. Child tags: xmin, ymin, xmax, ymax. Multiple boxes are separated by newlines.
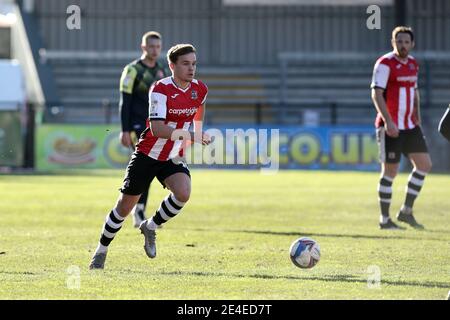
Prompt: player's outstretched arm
<box><xmin>371</xmin><ymin>88</ymin><xmax>399</xmax><ymax>137</ymax></box>
<box><xmin>194</xmin><ymin>104</ymin><xmax>205</xmax><ymax>124</ymax></box>
<box><xmin>413</xmin><ymin>90</ymin><xmax>421</xmax><ymax>125</ymax></box>
<box><xmin>119</xmin><ymin>65</ymin><xmax>137</xmax><ymax>148</ymax></box>
<box><xmin>150</xmin><ymin>120</ymin><xmax>211</xmax><ymax>145</ymax></box>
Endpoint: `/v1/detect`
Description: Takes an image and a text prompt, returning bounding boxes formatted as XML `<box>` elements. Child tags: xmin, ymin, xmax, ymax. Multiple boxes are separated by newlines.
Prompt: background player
<box><xmin>371</xmin><ymin>26</ymin><xmax>432</xmax><ymax>230</ymax></box>
<box><xmin>119</xmin><ymin>31</ymin><xmax>169</xmax><ymax>228</ymax></box>
<box><xmin>90</xmin><ymin>44</ymin><xmax>210</xmax><ymax>269</ymax></box>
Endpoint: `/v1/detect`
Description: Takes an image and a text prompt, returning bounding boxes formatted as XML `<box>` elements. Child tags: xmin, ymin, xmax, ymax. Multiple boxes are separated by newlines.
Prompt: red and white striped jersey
<box><xmin>136</xmin><ymin>77</ymin><xmax>208</xmax><ymax>161</ymax></box>
<box><xmin>371</xmin><ymin>51</ymin><xmax>419</xmax><ymax>130</ymax></box>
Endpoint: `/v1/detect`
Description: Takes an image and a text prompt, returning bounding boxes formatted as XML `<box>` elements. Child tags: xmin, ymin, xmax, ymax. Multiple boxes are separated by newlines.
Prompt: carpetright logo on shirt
<box><xmin>396</xmin><ymin>76</ymin><xmax>417</xmax><ymax>83</ymax></box>
<box><xmin>169</xmin><ymin>107</ymin><xmax>198</xmax><ymax>117</ymax></box>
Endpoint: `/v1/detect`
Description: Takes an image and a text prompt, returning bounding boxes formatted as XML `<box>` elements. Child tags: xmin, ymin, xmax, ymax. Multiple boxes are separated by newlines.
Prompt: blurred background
<box><xmin>0</xmin><ymin>0</ymin><xmax>449</xmax><ymax>172</ymax></box>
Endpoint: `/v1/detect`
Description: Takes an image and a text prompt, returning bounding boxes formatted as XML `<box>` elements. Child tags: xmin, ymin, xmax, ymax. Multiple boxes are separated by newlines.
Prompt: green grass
<box><xmin>0</xmin><ymin>169</ymin><xmax>449</xmax><ymax>299</ymax></box>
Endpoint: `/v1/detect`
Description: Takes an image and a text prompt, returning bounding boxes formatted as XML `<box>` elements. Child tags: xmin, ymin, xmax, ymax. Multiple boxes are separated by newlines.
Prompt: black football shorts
<box><xmin>376</xmin><ymin>126</ymin><xmax>428</xmax><ymax>164</ymax></box>
<box><xmin>119</xmin><ymin>151</ymin><xmax>190</xmax><ymax>195</ymax></box>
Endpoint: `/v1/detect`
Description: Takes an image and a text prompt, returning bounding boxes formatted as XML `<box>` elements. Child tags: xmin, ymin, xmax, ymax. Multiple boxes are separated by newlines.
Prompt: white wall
<box><xmin>10</xmin><ymin>2</ymin><xmax>45</xmax><ymax>104</ymax></box>
<box><xmin>0</xmin><ymin>59</ymin><xmax>26</xmax><ymax>110</ymax></box>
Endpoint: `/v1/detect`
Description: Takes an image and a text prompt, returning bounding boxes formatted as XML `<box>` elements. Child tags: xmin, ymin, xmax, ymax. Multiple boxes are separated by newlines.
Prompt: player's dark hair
<box><xmin>142</xmin><ymin>31</ymin><xmax>162</xmax><ymax>44</ymax></box>
<box><xmin>392</xmin><ymin>26</ymin><xmax>414</xmax><ymax>42</ymax></box>
<box><xmin>167</xmin><ymin>44</ymin><xmax>196</xmax><ymax>64</ymax></box>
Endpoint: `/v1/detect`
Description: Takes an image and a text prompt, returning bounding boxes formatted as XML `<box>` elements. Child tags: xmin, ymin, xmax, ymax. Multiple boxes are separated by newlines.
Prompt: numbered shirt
<box><xmin>136</xmin><ymin>77</ymin><xmax>208</xmax><ymax>161</ymax></box>
<box><xmin>371</xmin><ymin>51</ymin><xmax>419</xmax><ymax>130</ymax></box>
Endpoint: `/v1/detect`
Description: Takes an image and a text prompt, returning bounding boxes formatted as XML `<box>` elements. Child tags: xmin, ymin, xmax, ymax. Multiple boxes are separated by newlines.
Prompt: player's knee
<box><xmin>418</xmin><ymin>160</ymin><xmax>432</xmax><ymax>173</ymax></box>
<box><xmin>115</xmin><ymin>204</ymin><xmax>131</xmax><ymax>217</ymax></box>
<box><xmin>426</xmin><ymin>160</ymin><xmax>433</xmax><ymax>172</ymax></box>
<box><xmin>116</xmin><ymin>196</ymin><xmax>138</xmax><ymax>217</ymax></box>
<box><xmin>382</xmin><ymin>169</ymin><xmax>397</xmax><ymax>179</ymax></box>
<box><xmin>174</xmin><ymin>189</ymin><xmax>190</xmax><ymax>203</ymax></box>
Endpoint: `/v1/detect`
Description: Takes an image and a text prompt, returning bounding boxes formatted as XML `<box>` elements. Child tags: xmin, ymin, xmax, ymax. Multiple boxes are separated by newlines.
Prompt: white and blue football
<box><xmin>289</xmin><ymin>237</ymin><xmax>320</xmax><ymax>269</ymax></box>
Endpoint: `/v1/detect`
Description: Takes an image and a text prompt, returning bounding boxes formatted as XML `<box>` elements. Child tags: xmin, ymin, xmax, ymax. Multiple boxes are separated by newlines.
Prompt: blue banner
<box><xmin>277</xmin><ymin>126</ymin><xmax>379</xmax><ymax>170</ymax></box>
<box><xmin>186</xmin><ymin>125</ymin><xmax>380</xmax><ymax>171</ymax></box>
<box><xmin>36</xmin><ymin>124</ymin><xmax>380</xmax><ymax>171</ymax></box>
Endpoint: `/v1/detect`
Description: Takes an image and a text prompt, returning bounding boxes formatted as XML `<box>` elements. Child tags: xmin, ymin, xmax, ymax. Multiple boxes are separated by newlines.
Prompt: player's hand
<box><xmin>201</xmin><ymin>132</ymin><xmax>212</xmax><ymax>145</ymax></box>
<box><xmin>385</xmin><ymin>121</ymin><xmax>399</xmax><ymax>138</ymax></box>
<box><xmin>190</xmin><ymin>132</ymin><xmax>211</xmax><ymax>145</ymax></box>
<box><xmin>120</xmin><ymin>131</ymin><xmax>133</xmax><ymax>148</ymax></box>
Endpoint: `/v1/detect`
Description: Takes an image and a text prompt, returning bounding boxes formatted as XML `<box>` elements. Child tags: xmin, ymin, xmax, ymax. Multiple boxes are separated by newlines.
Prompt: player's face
<box><xmin>142</xmin><ymin>38</ymin><xmax>162</xmax><ymax>61</ymax></box>
<box><xmin>172</xmin><ymin>52</ymin><xmax>197</xmax><ymax>83</ymax></box>
<box><xmin>392</xmin><ymin>33</ymin><xmax>414</xmax><ymax>58</ymax></box>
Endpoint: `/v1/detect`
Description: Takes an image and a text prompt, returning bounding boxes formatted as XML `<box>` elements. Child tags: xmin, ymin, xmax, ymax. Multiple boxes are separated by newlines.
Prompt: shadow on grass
<box><xmin>237</xmin><ymin>229</ymin><xmax>447</xmax><ymax>241</ymax></box>
<box><xmin>187</xmin><ymin>228</ymin><xmax>446</xmax><ymax>242</ymax></box>
<box><xmin>420</xmin><ymin>229</ymin><xmax>450</xmax><ymax>235</ymax></box>
<box><xmin>0</xmin><ymin>271</ymin><xmax>38</xmax><ymax>275</ymax></box>
<box><xmin>160</xmin><ymin>270</ymin><xmax>449</xmax><ymax>289</ymax></box>
<box><xmin>0</xmin><ymin>169</ymin><xmax>122</xmax><ymax>177</ymax></box>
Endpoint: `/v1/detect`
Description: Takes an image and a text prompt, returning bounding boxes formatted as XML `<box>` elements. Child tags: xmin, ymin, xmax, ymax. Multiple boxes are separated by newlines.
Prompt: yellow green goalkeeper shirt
<box><xmin>119</xmin><ymin>59</ymin><xmax>169</xmax><ymax>132</ymax></box>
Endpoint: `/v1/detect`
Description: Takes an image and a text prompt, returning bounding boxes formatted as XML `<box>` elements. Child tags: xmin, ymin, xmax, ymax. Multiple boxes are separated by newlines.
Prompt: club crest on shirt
<box><xmin>191</xmin><ymin>90</ymin><xmax>198</xmax><ymax>100</ymax></box>
<box><xmin>409</xmin><ymin>63</ymin><xmax>415</xmax><ymax>70</ymax></box>
<box><xmin>388</xmin><ymin>152</ymin><xmax>396</xmax><ymax>159</ymax></box>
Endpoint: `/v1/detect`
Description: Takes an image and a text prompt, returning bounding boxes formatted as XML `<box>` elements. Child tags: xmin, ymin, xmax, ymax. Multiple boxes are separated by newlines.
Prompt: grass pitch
<box><xmin>0</xmin><ymin>169</ymin><xmax>449</xmax><ymax>299</ymax></box>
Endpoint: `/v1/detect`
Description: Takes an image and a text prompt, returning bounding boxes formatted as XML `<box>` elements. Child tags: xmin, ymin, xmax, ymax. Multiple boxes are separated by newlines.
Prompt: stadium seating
<box><xmin>48</xmin><ymin>55</ymin><xmax>280</xmax><ymax>124</ymax></box>
<box><xmin>44</xmin><ymin>50</ymin><xmax>450</xmax><ymax>125</ymax></box>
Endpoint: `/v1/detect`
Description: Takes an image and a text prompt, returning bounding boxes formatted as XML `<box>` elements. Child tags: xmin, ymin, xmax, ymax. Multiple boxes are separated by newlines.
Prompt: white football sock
<box><xmin>95</xmin><ymin>243</ymin><xmax>108</xmax><ymax>254</ymax></box>
<box><xmin>401</xmin><ymin>205</ymin><xmax>413</xmax><ymax>215</ymax></box>
<box><xmin>134</xmin><ymin>203</ymin><xmax>145</xmax><ymax>213</ymax></box>
<box><xmin>146</xmin><ymin>218</ymin><xmax>159</xmax><ymax>231</ymax></box>
<box><xmin>380</xmin><ymin>215</ymin><xmax>389</xmax><ymax>224</ymax></box>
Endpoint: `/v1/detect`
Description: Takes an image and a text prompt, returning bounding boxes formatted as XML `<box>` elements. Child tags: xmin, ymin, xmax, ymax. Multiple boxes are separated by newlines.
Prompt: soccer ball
<box><xmin>289</xmin><ymin>237</ymin><xmax>320</xmax><ymax>269</ymax></box>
